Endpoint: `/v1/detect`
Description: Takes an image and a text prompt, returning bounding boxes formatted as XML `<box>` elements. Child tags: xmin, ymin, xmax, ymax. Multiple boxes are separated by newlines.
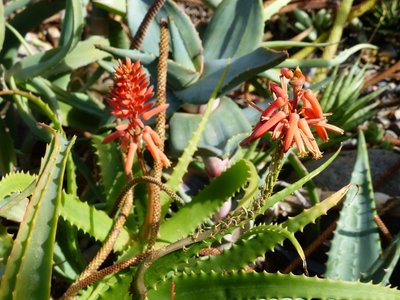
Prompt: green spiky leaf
<box><xmin>190</xmin><ymin>186</ymin><xmax>349</xmax><ymax>275</ymax></box>
<box><xmin>262</xmin><ymin>147</ymin><xmax>342</xmax><ymax>213</ymax></box>
<box><xmin>148</xmin><ymin>271</ymin><xmax>400</xmax><ymax>299</ymax></box>
<box><xmin>0</xmin><ymin>223</ymin><xmax>13</xmax><ymax>278</ymax></box>
<box><xmin>362</xmin><ymin>233</ymin><xmax>400</xmax><ymax>285</ymax></box>
<box><xmin>283</xmin><ymin>185</ymin><xmax>351</xmax><ymax>233</ymax></box>
<box><xmin>60</xmin><ymin>192</ymin><xmax>130</xmax><ymax>252</ymax></box>
<box><xmin>0</xmin><ymin>0</ymin><xmax>5</xmax><ymax>52</ymax></box>
<box><xmin>325</xmin><ymin>131</ymin><xmax>381</xmax><ymax>281</ymax></box>
<box><xmin>77</xmin><ymin>269</ymin><xmax>132</xmax><ymax>300</ymax></box>
<box><xmin>92</xmin><ymin>134</ymin><xmax>127</xmax><ymax>211</ymax></box>
<box><xmin>0</xmin><ymin>118</ymin><xmax>16</xmax><ymax>174</ymax></box>
<box><xmin>191</xmin><ymin>224</ymin><xmax>303</xmax><ymax>274</ymax></box>
<box><xmin>0</xmin><ymin>127</ymin><xmax>75</xmax><ymax>300</ymax></box>
<box><xmin>158</xmin><ymin>159</ymin><xmax>256</xmax><ymax>245</ymax></box>
<box><xmin>0</xmin><ymin>172</ymin><xmax>36</xmax><ymax>222</ymax></box>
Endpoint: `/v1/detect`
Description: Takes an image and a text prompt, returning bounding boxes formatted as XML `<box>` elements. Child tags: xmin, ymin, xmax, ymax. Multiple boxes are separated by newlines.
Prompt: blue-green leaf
<box><xmin>175</xmin><ymin>47</ymin><xmax>286</xmax><ymax>104</ymax></box>
<box><xmin>169</xmin><ymin>97</ymin><xmax>251</xmax><ymax>157</ymax></box>
<box><xmin>362</xmin><ymin>233</ymin><xmax>400</xmax><ymax>286</ymax></box>
<box><xmin>96</xmin><ymin>45</ymin><xmax>200</xmax><ymax>89</ymax></box>
<box><xmin>93</xmin><ymin>0</ymin><xmax>127</xmax><ymax>16</ymax></box>
<box><xmin>203</xmin><ymin>0</ymin><xmax>263</xmax><ymax>60</ymax></box>
<box><xmin>127</xmin><ymin>0</ymin><xmax>203</xmax><ymax>72</ymax></box>
<box><xmin>325</xmin><ymin>131</ymin><xmax>381</xmax><ymax>281</ymax></box>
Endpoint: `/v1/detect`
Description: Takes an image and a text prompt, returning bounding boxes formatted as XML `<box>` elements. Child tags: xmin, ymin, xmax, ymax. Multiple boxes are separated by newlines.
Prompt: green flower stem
<box><xmin>316</xmin><ymin>0</ymin><xmax>354</xmax><ymax>81</ymax></box>
<box><xmin>259</xmin><ymin>148</ymin><xmax>286</xmax><ymax>210</ymax></box>
<box><xmin>323</xmin><ymin>0</ymin><xmax>354</xmax><ymax>61</ymax></box>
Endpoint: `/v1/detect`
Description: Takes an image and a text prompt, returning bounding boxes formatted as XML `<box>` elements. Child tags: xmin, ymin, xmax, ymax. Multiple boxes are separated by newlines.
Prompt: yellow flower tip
<box><xmin>159</xmin><ymin>151</ymin><xmax>171</xmax><ymax>168</ymax></box>
<box><xmin>241</xmin><ymin>67</ymin><xmax>344</xmax><ymax>159</ymax></box>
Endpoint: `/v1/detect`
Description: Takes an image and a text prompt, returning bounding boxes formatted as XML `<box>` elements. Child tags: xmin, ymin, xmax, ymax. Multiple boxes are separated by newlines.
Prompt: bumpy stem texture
<box><xmin>144</xmin><ymin>19</ymin><xmax>169</xmax><ymax>250</ymax></box>
<box><xmin>131</xmin><ymin>0</ymin><xmax>167</xmax><ymax>50</ymax></box>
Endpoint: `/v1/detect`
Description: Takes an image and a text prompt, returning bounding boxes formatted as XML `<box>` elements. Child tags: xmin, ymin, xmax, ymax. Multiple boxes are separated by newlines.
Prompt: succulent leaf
<box><xmin>148</xmin><ymin>271</ymin><xmax>400</xmax><ymax>300</ymax></box>
<box><xmin>0</xmin><ymin>171</ymin><xmax>35</xmax><ymax>222</ymax></box>
<box><xmin>361</xmin><ymin>233</ymin><xmax>400</xmax><ymax>285</ymax></box>
<box><xmin>203</xmin><ymin>0</ymin><xmax>264</xmax><ymax>60</ymax></box>
<box><xmin>263</xmin><ymin>147</ymin><xmax>342</xmax><ymax>213</ymax></box>
<box><xmin>158</xmin><ymin>159</ymin><xmax>256</xmax><ymax>246</ymax></box>
<box><xmin>169</xmin><ymin>97</ymin><xmax>251</xmax><ymax>157</ymax></box>
<box><xmin>60</xmin><ymin>192</ymin><xmax>130</xmax><ymax>252</ymax></box>
<box><xmin>174</xmin><ymin>47</ymin><xmax>287</xmax><ymax>104</ymax></box>
<box><xmin>127</xmin><ymin>0</ymin><xmax>203</xmax><ymax>72</ymax></box>
<box><xmin>325</xmin><ymin>131</ymin><xmax>381</xmax><ymax>281</ymax></box>
<box><xmin>92</xmin><ymin>134</ymin><xmax>127</xmax><ymax>212</ymax></box>
<box><xmin>0</xmin><ymin>127</ymin><xmax>75</xmax><ymax>300</ymax></box>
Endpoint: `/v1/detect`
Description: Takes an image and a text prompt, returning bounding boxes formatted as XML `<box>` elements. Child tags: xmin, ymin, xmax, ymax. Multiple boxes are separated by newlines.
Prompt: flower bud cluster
<box><xmin>242</xmin><ymin>67</ymin><xmax>344</xmax><ymax>158</ymax></box>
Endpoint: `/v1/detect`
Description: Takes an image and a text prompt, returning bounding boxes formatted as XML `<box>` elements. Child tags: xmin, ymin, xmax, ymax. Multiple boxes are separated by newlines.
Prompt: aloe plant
<box><xmin>326</xmin><ymin>131</ymin><xmax>382</xmax><ymax>281</ymax></box>
<box><xmin>0</xmin><ymin>0</ymin><xmax>399</xmax><ymax>299</ymax></box>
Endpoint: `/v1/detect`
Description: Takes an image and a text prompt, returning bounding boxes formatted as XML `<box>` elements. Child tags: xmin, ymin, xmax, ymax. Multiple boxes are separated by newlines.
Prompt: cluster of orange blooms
<box><xmin>102</xmin><ymin>58</ymin><xmax>170</xmax><ymax>176</ymax></box>
<box><xmin>241</xmin><ymin>67</ymin><xmax>343</xmax><ymax>158</ymax></box>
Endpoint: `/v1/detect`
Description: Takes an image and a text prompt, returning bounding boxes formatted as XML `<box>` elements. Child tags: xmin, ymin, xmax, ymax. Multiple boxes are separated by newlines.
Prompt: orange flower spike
<box><xmin>302</xmin><ymin>90</ymin><xmax>323</xmax><ymax>118</ymax></box>
<box><xmin>159</xmin><ymin>151</ymin><xmax>172</xmax><ymax>168</ymax></box>
<box><xmin>103</xmin><ymin>130</ymin><xmax>125</xmax><ymax>144</ymax></box>
<box><xmin>125</xmin><ymin>142</ymin><xmax>138</xmax><ymax>176</ymax></box>
<box><xmin>281</xmin><ymin>68</ymin><xmax>294</xmax><ymax>79</ymax></box>
<box><xmin>145</xmin><ymin>126</ymin><xmax>163</xmax><ymax>146</ymax></box>
<box><xmin>270</xmin><ymin>82</ymin><xmax>288</xmax><ymax>99</ymax></box>
<box><xmin>315</xmin><ymin>125</ymin><xmax>329</xmax><ymax>142</ymax></box>
<box><xmin>284</xmin><ymin>113</ymin><xmax>300</xmax><ymax>152</ymax></box>
<box><xmin>252</xmin><ymin>110</ymin><xmax>287</xmax><ymax>139</ymax></box>
<box><xmin>103</xmin><ymin>58</ymin><xmax>171</xmax><ymax>174</ymax></box>
<box><xmin>142</xmin><ymin>103</ymin><xmax>169</xmax><ymax>121</ymax></box>
<box><xmin>261</xmin><ymin>97</ymin><xmax>286</xmax><ymax>118</ymax></box>
<box><xmin>142</xmin><ymin>131</ymin><xmax>160</xmax><ymax>163</ymax></box>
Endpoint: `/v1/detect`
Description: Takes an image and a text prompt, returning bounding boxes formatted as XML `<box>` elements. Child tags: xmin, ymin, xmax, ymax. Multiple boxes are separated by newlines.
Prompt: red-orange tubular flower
<box><xmin>241</xmin><ymin>67</ymin><xmax>344</xmax><ymax>159</ymax></box>
<box><xmin>103</xmin><ymin>58</ymin><xmax>170</xmax><ymax>175</ymax></box>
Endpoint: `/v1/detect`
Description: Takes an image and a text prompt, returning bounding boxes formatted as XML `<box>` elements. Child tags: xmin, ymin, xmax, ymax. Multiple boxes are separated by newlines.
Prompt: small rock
<box><xmin>388</xmin><ymin>123</ymin><xmax>400</xmax><ymax>136</ymax></box>
<box><xmin>394</xmin><ymin>109</ymin><xmax>400</xmax><ymax>121</ymax></box>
